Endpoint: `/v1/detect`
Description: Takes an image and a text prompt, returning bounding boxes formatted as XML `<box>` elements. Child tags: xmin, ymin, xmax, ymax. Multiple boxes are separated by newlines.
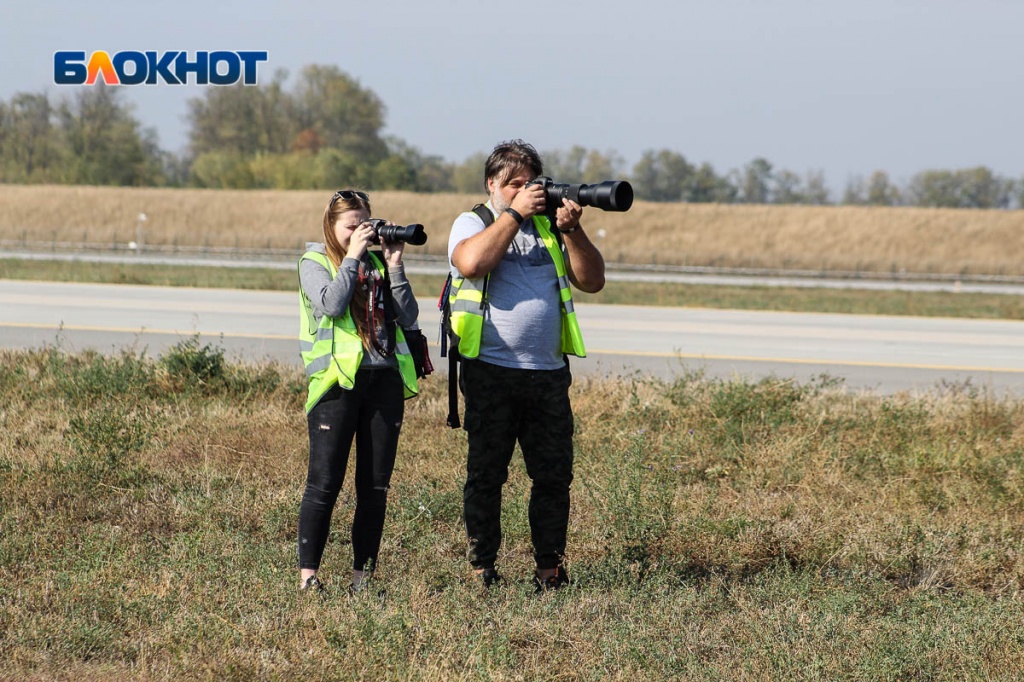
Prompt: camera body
<box><xmin>367</xmin><ymin>218</ymin><xmax>428</xmax><ymax>246</ymax></box>
<box><xmin>524</xmin><ymin>176</ymin><xmax>634</xmax><ymax>214</ymax></box>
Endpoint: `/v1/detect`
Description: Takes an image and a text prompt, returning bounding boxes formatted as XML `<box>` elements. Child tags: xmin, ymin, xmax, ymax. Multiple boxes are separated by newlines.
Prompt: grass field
<box><xmin>3</xmin><ymin>343</ymin><xmax>1024</xmax><ymax>680</ymax></box>
<box><xmin>4</xmin><ymin>187</ymin><xmax>1024</xmax><ymax>679</ymax></box>
<box><xmin>3</xmin><ymin>184</ymin><xmax>1024</xmax><ymax>275</ymax></box>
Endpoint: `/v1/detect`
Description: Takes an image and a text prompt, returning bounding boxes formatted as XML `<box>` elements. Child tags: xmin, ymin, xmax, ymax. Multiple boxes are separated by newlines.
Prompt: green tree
<box><xmin>314</xmin><ymin>147</ymin><xmax>372</xmax><ymax>189</ymax></box>
<box><xmin>866</xmin><ymin>170</ymin><xmax>900</xmax><ymax>206</ymax></box>
<box><xmin>0</xmin><ymin>93</ymin><xmax>64</xmax><ymax>182</ymax></box>
<box><xmin>452</xmin><ymin>152</ymin><xmax>488</xmax><ymax>194</ymax></box>
<box><xmin>740</xmin><ymin>157</ymin><xmax>773</xmax><ymax>204</ymax></box>
<box><xmin>803</xmin><ymin>170</ymin><xmax>831</xmax><ymax>205</ymax></box>
<box><xmin>249</xmin><ymin>151</ymin><xmax>319</xmax><ymax>190</ymax></box>
<box><xmin>907</xmin><ymin>167</ymin><xmax>1014</xmax><ymax>209</ymax></box>
<box><xmin>842</xmin><ymin>175</ymin><xmax>865</xmax><ymax>205</ymax></box>
<box><xmin>382</xmin><ymin>136</ymin><xmax>453</xmax><ymax>192</ymax></box>
<box><xmin>543</xmin><ymin>145</ymin><xmax>588</xmax><ymax>182</ymax></box>
<box><xmin>187</xmin><ymin>70</ymin><xmax>291</xmax><ymax>157</ymax></box>
<box><xmin>684</xmin><ymin>162</ymin><xmax>737</xmax><ymax>203</ymax></box>
<box><xmin>291</xmin><ymin>65</ymin><xmax>389</xmax><ymax>165</ymax></box>
<box><xmin>581</xmin><ymin>149</ymin><xmax>624</xmax><ymax>183</ymax></box>
<box><xmin>189</xmin><ymin>151</ymin><xmax>255</xmax><ymax>189</ymax></box>
<box><xmin>631</xmin><ymin>149</ymin><xmax>693</xmax><ymax>202</ymax></box>
<box><xmin>773</xmin><ymin>169</ymin><xmax>804</xmax><ymax>204</ymax></box>
<box><xmin>57</xmin><ymin>86</ymin><xmax>164</xmax><ymax>186</ymax></box>
<box><xmin>955</xmin><ymin>167</ymin><xmax>1013</xmax><ymax>208</ymax></box>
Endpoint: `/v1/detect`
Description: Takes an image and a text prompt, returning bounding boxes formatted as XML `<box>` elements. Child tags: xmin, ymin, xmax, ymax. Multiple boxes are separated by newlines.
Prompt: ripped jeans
<box><xmin>298</xmin><ymin>368</ymin><xmax>405</xmax><ymax>572</ymax></box>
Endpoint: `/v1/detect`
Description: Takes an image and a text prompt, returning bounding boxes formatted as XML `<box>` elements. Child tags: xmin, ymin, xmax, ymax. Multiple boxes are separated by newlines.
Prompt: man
<box><xmin>446</xmin><ymin>139</ymin><xmax>605</xmax><ymax>591</ymax></box>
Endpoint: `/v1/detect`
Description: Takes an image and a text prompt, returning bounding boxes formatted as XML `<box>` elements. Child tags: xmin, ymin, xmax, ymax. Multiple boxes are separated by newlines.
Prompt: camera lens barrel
<box><xmin>531</xmin><ymin>176</ymin><xmax>634</xmax><ymax>212</ymax></box>
<box><xmin>572</xmin><ymin>180</ymin><xmax>633</xmax><ymax>212</ymax></box>
<box><xmin>370</xmin><ymin>220</ymin><xmax>428</xmax><ymax>246</ymax></box>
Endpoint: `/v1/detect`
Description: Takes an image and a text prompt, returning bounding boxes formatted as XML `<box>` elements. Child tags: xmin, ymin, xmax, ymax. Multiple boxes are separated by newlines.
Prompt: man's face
<box><xmin>487</xmin><ymin>168</ymin><xmax>534</xmax><ymax>213</ymax></box>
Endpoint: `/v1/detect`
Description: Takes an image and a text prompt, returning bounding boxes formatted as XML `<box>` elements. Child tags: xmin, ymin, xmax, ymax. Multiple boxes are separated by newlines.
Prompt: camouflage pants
<box><xmin>461</xmin><ymin>359</ymin><xmax>574</xmax><ymax>570</ymax></box>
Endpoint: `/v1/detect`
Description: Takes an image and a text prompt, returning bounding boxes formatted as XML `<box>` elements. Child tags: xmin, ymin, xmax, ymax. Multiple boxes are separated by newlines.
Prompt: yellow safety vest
<box><xmin>299</xmin><ymin>250</ymin><xmax>418</xmax><ymax>412</ymax></box>
<box><xmin>448</xmin><ymin>212</ymin><xmax>586</xmax><ymax>359</ymax></box>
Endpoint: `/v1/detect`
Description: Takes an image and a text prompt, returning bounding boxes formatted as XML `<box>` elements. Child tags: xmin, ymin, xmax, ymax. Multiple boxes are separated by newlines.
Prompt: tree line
<box><xmin>2</xmin><ymin>64</ymin><xmax>1022</xmax><ymax>209</ymax></box>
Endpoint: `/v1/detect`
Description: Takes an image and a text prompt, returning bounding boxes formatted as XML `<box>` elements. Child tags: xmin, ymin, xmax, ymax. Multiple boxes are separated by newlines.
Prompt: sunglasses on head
<box><xmin>329</xmin><ymin>189</ymin><xmax>370</xmax><ymax>207</ymax></box>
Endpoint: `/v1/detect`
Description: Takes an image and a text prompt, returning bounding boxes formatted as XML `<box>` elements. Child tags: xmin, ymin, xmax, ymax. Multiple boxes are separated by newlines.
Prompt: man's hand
<box><xmin>510</xmin><ymin>182</ymin><xmax>546</xmax><ymax>219</ymax></box>
<box><xmin>555</xmin><ymin>198</ymin><xmax>583</xmax><ymax>233</ymax></box>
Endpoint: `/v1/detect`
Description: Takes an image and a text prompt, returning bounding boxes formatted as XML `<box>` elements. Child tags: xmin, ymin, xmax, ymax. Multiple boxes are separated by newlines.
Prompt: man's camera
<box><xmin>525</xmin><ymin>176</ymin><xmax>634</xmax><ymax>213</ymax></box>
<box><xmin>367</xmin><ymin>218</ymin><xmax>428</xmax><ymax>246</ymax></box>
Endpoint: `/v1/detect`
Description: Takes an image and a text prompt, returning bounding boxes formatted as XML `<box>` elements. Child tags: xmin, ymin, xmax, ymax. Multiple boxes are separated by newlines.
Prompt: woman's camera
<box><xmin>367</xmin><ymin>218</ymin><xmax>428</xmax><ymax>246</ymax></box>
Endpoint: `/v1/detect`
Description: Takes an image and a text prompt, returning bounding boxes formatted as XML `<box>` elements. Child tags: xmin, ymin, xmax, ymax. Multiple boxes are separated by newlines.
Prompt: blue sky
<box><xmin>3</xmin><ymin>0</ymin><xmax>1022</xmax><ymax>191</ymax></box>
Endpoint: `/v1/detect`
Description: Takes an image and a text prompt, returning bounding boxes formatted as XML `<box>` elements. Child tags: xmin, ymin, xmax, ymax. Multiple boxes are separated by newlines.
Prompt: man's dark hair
<box><xmin>483</xmin><ymin>139</ymin><xmax>543</xmax><ymax>191</ymax></box>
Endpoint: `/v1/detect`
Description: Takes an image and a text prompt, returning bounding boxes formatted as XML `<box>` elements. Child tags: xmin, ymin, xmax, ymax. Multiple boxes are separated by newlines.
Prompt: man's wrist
<box><xmin>558</xmin><ymin>224</ymin><xmax>580</xmax><ymax>234</ymax></box>
<box><xmin>504</xmin><ymin>207</ymin><xmax>525</xmax><ymax>224</ymax></box>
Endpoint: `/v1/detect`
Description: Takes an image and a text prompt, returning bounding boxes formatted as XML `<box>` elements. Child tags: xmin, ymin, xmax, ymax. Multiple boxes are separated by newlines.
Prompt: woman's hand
<box><xmin>380</xmin><ymin>222</ymin><xmax>406</xmax><ymax>265</ymax></box>
<box><xmin>347</xmin><ymin>221</ymin><xmax>375</xmax><ymax>259</ymax></box>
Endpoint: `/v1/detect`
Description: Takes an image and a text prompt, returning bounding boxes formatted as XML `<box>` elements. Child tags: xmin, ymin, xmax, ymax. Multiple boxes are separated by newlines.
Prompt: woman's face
<box><xmin>334</xmin><ymin>208</ymin><xmax>370</xmax><ymax>250</ymax></box>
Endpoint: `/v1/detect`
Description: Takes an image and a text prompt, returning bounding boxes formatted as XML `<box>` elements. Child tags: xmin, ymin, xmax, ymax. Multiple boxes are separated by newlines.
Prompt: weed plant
<box><xmin>2</xmin><ymin>344</ymin><xmax>1024</xmax><ymax>679</ymax></box>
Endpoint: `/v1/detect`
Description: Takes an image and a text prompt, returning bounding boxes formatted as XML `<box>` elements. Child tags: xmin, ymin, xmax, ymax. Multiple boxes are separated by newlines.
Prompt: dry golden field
<box><xmin>2</xmin><ymin>184</ymin><xmax>1023</xmax><ymax>275</ymax></box>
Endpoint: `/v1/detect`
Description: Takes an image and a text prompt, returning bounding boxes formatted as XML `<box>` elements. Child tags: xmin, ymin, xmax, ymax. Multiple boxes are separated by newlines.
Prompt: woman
<box><xmin>297</xmin><ymin>189</ymin><xmax>420</xmax><ymax>593</ymax></box>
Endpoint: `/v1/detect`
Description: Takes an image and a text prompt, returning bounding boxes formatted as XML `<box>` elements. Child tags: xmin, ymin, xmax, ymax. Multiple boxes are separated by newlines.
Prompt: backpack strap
<box><xmin>440</xmin><ymin>204</ymin><xmax>499</xmax><ymax>429</ymax></box>
<box><xmin>472</xmin><ymin>203</ymin><xmax>494</xmax><ymax>227</ymax></box>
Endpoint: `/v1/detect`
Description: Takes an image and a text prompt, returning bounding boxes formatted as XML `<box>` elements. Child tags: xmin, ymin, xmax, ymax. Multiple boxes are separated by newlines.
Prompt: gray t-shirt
<box><xmin>299</xmin><ymin>242</ymin><xmax>419</xmax><ymax>369</ymax></box>
<box><xmin>447</xmin><ymin>203</ymin><xmax>565</xmax><ymax>370</ymax></box>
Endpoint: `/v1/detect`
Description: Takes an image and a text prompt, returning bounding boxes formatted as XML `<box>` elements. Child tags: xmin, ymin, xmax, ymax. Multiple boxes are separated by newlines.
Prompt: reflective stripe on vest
<box><xmin>298</xmin><ymin>250</ymin><xmax>418</xmax><ymax>412</ymax></box>
<box><xmin>448</xmin><ymin>212</ymin><xmax>585</xmax><ymax>359</ymax></box>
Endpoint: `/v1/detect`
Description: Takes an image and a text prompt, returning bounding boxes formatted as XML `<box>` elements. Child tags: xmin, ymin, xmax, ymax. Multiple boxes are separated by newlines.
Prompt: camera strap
<box><xmin>364</xmin><ymin>252</ymin><xmax>396</xmax><ymax>357</ymax></box>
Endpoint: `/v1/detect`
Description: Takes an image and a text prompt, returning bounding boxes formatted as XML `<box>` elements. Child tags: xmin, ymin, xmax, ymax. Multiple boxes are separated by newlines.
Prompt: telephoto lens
<box><xmin>526</xmin><ymin>176</ymin><xmax>634</xmax><ymax>212</ymax></box>
<box><xmin>368</xmin><ymin>219</ymin><xmax>428</xmax><ymax>245</ymax></box>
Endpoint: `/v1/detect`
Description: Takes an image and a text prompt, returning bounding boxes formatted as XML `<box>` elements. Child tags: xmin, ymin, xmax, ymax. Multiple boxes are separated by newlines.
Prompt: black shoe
<box><xmin>302</xmin><ymin>575</ymin><xmax>326</xmax><ymax>593</ymax></box>
<box><xmin>533</xmin><ymin>566</ymin><xmax>570</xmax><ymax>593</ymax></box>
<box><xmin>349</xmin><ymin>583</ymin><xmax>387</xmax><ymax>601</ymax></box>
<box><xmin>477</xmin><ymin>567</ymin><xmax>504</xmax><ymax>588</ymax></box>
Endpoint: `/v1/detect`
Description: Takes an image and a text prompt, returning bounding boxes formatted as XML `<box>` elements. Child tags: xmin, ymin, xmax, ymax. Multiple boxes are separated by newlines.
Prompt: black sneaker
<box><xmin>302</xmin><ymin>575</ymin><xmax>325</xmax><ymax>593</ymax></box>
<box><xmin>477</xmin><ymin>567</ymin><xmax>504</xmax><ymax>589</ymax></box>
<box><xmin>533</xmin><ymin>566</ymin><xmax>570</xmax><ymax>593</ymax></box>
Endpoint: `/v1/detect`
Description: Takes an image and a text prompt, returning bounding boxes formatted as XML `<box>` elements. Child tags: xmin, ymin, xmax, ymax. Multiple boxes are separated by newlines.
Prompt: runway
<box><xmin>3</xmin><ymin>280</ymin><xmax>1022</xmax><ymax>395</ymax></box>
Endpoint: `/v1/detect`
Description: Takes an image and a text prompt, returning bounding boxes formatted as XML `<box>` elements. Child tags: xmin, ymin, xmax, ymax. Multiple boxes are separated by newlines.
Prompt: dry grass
<box><xmin>3</xmin><ymin>344</ymin><xmax>1024</xmax><ymax>679</ymax></box>
<box><xmin>2</xmin><ymin>184</ymin><xmax>1024</xmax><ymax>275</ymax></box>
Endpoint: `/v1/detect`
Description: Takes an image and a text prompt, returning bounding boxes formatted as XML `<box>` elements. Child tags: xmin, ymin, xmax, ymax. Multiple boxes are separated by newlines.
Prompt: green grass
<box><xmin>3</xmin><ymin>257</ymin><xmax>1023</xmax><ymax>320</ymax></box>
<box><xmin>3</xmin><ymin>345</ymin><xmax>1024</xmax><ymax>679</ymax></box>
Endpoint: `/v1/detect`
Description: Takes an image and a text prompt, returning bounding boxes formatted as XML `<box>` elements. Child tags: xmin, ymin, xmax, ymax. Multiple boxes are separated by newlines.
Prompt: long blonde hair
<box><xmin>321</xmin><ymin>191</ymin><xmax>377</xmax><ymax>349</ymax></box>
<box><xmin>322</xmin><ymin>191</ymin><xmax>371</xmax><ymax>268</ymax></box>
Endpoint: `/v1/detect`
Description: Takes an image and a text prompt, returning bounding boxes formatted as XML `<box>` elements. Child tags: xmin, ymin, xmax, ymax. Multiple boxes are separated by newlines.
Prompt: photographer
<box><xmin>297</xmin><ymin>189</ymin><xmax>420</xmax><ymax>594</ymax></box>
<box><xmin>447</xmin><ymin>140</ymin><xmax>605</xmax><ymax>591</ymax></box>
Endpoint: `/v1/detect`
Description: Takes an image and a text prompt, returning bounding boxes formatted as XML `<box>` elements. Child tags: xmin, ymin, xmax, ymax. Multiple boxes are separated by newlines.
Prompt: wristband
<box><xmin>504</xmin><ymin>207</ymin><xmax>524</xmax><ymax>224</ymax></box>
<box><xmin>558</xmin><ymin>224</ymin><xmax>580</xmax><ymax>234</ymax></box>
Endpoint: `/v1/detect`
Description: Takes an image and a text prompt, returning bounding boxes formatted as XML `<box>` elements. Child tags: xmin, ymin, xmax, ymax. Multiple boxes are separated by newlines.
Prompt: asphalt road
<box><xmin>2</xmin><ymin>280</ymin><xmax>1023</xmax><ymax>396</ymax></box>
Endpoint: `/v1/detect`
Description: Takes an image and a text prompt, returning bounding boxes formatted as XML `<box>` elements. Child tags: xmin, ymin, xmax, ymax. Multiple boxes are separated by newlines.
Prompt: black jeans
<box><xmin>298</xmin><ymin>367</ymin><xmax>405</xmax><ymax>572</ymax></box>
<box><xmin>461</xmin><ymin>359</ymin><xmax>574</xmax><ymax>571</ymax></box>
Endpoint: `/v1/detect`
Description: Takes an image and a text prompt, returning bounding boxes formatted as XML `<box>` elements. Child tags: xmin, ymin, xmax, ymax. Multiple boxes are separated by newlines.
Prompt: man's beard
<box><xmin>490</xmin><ymin>190</ymin><xmax>509</xmax><ymax>214</ymax></box>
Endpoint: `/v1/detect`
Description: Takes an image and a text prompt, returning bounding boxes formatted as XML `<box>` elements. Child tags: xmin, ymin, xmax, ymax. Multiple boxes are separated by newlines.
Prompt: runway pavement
<box><xmin>2</xmin><ymin>280</ymin><xmax>1022</xmax><ymax>396</ymax></box>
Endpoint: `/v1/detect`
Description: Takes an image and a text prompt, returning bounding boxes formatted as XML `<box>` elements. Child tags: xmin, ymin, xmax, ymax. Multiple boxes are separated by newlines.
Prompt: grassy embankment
<box><xmin>2</xmin><ymin>184</ymin><xmax>1024</xmax><ymax>319</ymax></box>
<box><xmin>2</xmin><ymin>342</ymin><xmax>1024</xmax><ymax>679</ymax></box>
